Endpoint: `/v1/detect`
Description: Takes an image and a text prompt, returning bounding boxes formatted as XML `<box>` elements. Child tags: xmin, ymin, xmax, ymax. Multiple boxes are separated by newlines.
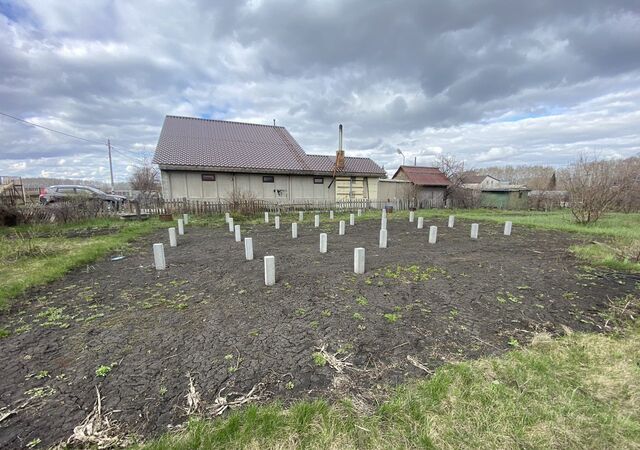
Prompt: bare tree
<box><xmin>566</xmin><ymin>154</ymin><xmax>633</xmax><ymax>224</ymax></box>
<box><xmin>435</xmin><ymin>154</ymin><xmax>467</xmax><ymax>206</ymax></box>
<box><xmin>129</xmin><ymin>162</ymin><xmax>160</xmax><ymax>193</ymax></box>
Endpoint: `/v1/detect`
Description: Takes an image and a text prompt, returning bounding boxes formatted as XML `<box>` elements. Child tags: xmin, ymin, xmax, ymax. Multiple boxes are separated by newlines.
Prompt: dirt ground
<box><xmin>0</xmin><ymin>216</ymin><xmax>637</xmax><ymax>448</ymax></box>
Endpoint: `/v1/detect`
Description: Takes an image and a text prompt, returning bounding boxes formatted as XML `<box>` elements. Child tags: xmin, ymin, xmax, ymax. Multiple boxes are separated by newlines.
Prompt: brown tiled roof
<box><xmin>392</xmin><ymin>166</ymin><xmax>451</xmax><ymax>186</ymax></box>
<box><xmin>305</xmin><ymin>154</ymin><xmax>385</xmax><ymax>175</ymax></box>
<box><xmin>153</xmin><ymin>116</ymin><xmax>385</xmax><ymax>176</ymax></box>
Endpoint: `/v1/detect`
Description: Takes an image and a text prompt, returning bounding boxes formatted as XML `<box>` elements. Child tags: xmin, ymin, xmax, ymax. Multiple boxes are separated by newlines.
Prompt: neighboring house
<box><xmin>388</xmin><ymin>166</ymin><xmax>452</xmax><ymax>207</ymax></box>
<box><xmin>459</xmin><ymin>173</ymin><xmax>529</xmax><ymax>209</ymax></box>
<box><xmin>460</xmin><ymin>174</ymin><xmax>504</xmax><ymax>189</ymax></box>
<box><xmin>478</xmin><ymin>187</ymin><xmax>531</xmax><ymax>209</ymax></box>
<box><xmin>152</xmin><ymin>116</ymin><xmax>385</xmax><ymax>202</ymax></box>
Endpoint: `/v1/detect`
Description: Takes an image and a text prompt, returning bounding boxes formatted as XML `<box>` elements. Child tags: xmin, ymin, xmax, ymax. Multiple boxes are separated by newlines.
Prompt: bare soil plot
<box><xmin>0</xmin><ymin>217</ymin><xmax>636</xmax><ymax>448</ymax></box>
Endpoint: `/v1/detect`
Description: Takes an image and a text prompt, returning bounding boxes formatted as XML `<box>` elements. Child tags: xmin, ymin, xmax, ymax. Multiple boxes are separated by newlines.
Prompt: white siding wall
<box><xmin>162</xmin><ymin>170</ymin><xmax>353</xmax><ymax>201</ymax></box>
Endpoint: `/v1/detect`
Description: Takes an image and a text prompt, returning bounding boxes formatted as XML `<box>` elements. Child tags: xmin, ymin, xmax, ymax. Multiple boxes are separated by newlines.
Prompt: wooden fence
<box><xmin>129</xmin><ymin>197</ymin><xmax>444</xmax><ymax>216</ymax></box>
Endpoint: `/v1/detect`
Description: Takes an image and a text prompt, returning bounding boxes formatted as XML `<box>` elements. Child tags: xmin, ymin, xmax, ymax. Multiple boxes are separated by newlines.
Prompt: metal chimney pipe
<box><xmin>339</xmin><ymin>124</ymin><xmax>343</xmax><ymax>151</ymax></box>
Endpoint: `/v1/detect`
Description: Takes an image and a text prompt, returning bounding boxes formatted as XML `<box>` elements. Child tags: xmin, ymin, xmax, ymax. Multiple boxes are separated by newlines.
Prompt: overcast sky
<box><xmin>1</xmin><ymin>0</ymin><xmax>639</xmax><ymax>183</ymax></box>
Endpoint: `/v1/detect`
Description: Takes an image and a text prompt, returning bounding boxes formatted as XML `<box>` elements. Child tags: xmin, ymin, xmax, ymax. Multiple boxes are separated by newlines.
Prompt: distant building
<box><xmin>152</xmin><ymin>116</ymin><xmax>385</xmax><ymax>202</ymax></box>
<box><xmin>477</xmin><ymin>187</ymin><xmax>531</xmax><ymax>209</ymax></box>
<box><xmin>459</xmin><ymin>173</ymin><xmax>529</xmax><ymax>209</ymax></box>
<box><xmin>385</xmin><ymin>166</ymin><xmax>452</xmax><ymax>207</ymax></box>
<box><xmin>460</xmin><ymin>174</ymin><xmax>504</xmax><ymax>189</ymax></box>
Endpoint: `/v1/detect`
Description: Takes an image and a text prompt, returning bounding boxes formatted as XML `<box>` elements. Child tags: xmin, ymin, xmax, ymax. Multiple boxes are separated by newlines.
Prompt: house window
<box><xmin>201</xmin><ymin>174</ymin><xmax>216</xmax><ymax>181</ymax></box>
<box><xmin>263</xmin><ymin>176</ymin><xmax>274</xmax><ymax>183</ymax></box>
<box><xmin>313</xmin><ymin>177</ymin><xmax>324</xmax><ymax>184</ymax></box>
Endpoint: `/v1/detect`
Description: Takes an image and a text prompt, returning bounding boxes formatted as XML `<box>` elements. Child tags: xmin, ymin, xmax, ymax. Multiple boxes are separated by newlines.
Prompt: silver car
<box><xmin>40</xmin><ymin>185</ymin><xmax>127</xmax><ymax>207</ymax></box>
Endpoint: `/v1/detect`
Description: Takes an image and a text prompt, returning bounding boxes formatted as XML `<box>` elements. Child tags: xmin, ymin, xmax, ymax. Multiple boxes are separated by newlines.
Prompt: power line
<box><xmin>0</xmin><ymin>110</ymin><xmax>147</xmax><ymax>162</ymax></box>
<box><xmin>0</xmin><ymin>111</ymin><xmax>105</xmax><ymax>146</ymax></box>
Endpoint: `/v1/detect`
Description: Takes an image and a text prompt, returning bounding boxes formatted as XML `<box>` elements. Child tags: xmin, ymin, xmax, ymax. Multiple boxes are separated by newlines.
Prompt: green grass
<box><xmin>139</xmin><ymin>321</ymin><xmax>640</xmax><ymax>449</ymax></box>
<box><xmin>413</xmin><ymin>209</ymin><xmax>640</xmax><ymax>272</ymax></box>
<box><xmin>415</xmin><ymin>209</ymin><xmax>640</xmax><ymax>240</ymax></box>
<box><xmin>0</xmin><ymin>218</ymin><xmax>164</xmax><ymax>309</ymax></box>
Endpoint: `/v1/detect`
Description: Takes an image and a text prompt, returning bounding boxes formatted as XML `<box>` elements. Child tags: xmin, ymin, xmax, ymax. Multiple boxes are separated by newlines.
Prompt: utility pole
<box><xmin>107</xmin><ymin>138</ymin><xmax>115</xmax><ymax>193</ymax></box>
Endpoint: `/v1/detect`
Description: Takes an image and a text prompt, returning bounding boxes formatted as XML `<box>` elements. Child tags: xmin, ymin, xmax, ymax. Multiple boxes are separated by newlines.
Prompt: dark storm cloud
<box><xmin>0</xmin><ymin>0</ymin><xmax>639</xmax><ymax>181</ymax></box>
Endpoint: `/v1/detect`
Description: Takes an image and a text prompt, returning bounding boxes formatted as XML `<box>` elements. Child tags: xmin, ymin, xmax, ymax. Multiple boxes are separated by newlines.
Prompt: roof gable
<box><xmin>153</xmin><ymin>115</ymin><xmax>385</xmax><ymax>176</ymax></box>
<box><xmin>392</xmin><ymin>166</ymin><xmax>451</xmax><ymax>186</ymax></box>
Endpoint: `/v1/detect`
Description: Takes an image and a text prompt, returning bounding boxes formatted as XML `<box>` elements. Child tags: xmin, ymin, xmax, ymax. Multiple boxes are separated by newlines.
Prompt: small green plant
<box><xmin>312</xmin><ymin>352</ymin><xmax>327</xmax><ymax>367</ymax></box>
<box><xmin>352</xmin><ymin>312</ymin><xmax>364</xmax><ymax>321</ymax></box>
<box><xmin>159</xmin><ymin>386</ymin><xmax>167</xmax><ymax>396</ymax></box>
<box><xmin>383</xmin><ymin>313</ymin><xmax>400</xmax><ymax>323</ymax></box>
<box><xmin>0</xmin><ymin>327</ymin><xmax>9</xmax><ymax>338</ymax></box>
<box><xmin>35</xmin><ymin>370</ymin><xmax>50</xmax><ymax>379</ymax></box>
<box><xmin>24</xmin><ymin>386</ymin><xmax>56</xmax><ymax>399</ymax></box>
<box><xmin>364</xmin><ymin>278</ymin><xmax>373</xmax><ymax>285</ymax></box>
<box><xmin>285</xmin><ymin>381</ymin><xmax>295</xmax><ymax>390</ymax></box>
<box><xmin>310</xmin><ymin>320</ymin><xmax>319</xmax><ymax>329</ymax></box>
<box><xmin>496</xmin><ymin>291</ymin><xmax>523</xmax><ymax>304</ymax></box>
<box><xmin>563</xmin><ymin>292</ymin><xmax>578</xmax><ymax>300</ymax></box>
<box><xmin>321</xmin><ymin>309</ymin><xmax>332</xmax><ymax>317</ymax></box>
<box><xmin>36</xmin><ymin>306</ymin><xmax>70</xmax><ymax>328</ymax></box>
<box><xmin>224</xmin><ymin>354</ymin><xmax>234</xmax><ymax>361</ymax></box>
<box><xmin>15</xmin><ymin>323</ymin><xmax>31</xmax><ymax>334</ymax></box>
<box><xmin>295</xmin><ymin>308</ymin><xmax>307</xmax><ymax>316</ymax></box>
<box><xmin>508</xmin><ymin>337</ymin><xmax>520</xmax><ymax>348</ymax></box>
<box><xmin>356</xmin><ymin>296</ymin><xmax>368</xmax><ymax>306</ymax></box>
<box><xmin>95</xmin><ymin>365</ymin><xmax>112</xmax><ymax>377</ymax></box>
<box><xmin>449</xmin><ymin>308</ymin><xmax>459</xmax><ymax>319</ymax></box>
<box><xmin>336</xmin><ymin>343</ymin><xmax>353</xmax><ymax>355</ymax></box>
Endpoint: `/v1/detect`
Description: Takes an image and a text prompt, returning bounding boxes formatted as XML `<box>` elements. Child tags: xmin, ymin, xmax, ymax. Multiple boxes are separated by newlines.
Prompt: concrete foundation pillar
<box><xmin>381</xmin><ymin>216</ymin><xmax>387</xmax><ymax>230</ymax></box>
<box><xmin>329</xmin><ymin>210</ymin><xmax>334</xmax><ymax>220</ymax></box>
<box><xmin>153</xmin><ymin>243</ymin><xmax>166</xmax><ymax>270</ymax></box>
<box><xmin>349</xmin><ymin>213</ymin><xmax>355</xmax><ymax>226</ymax></box>
<box><xmin>168</xmin><ymin>227</ymin><xmax>177</xmax><ymax>247</ymax></box>
<box><xmin>275</xmin><ymin>216</ymin><xmax>280</xmax><ymax>230</ymax></box>
<box><xmin>228</xmin><ymin>218</ymin><xmax>234</xmax><ymax>233</ymax></box>
<box><xmin>299</xmin><ymin>211</ymin><xmax>304</xmax><ymax>221</ymax></box>
<box><xmin>314</xmin><ymin>214</ymin><xmax>320</xmax><ymax>228</ymax></box>
<box><xmin>504</xmin><ymin>221</ymin><xmax>512</xmax><ymax>236</ymax></box>
<box><xmin>264</xmin><ymin>255</ymin><xmax>275</xmax><ymax>286</ymax></box>
<box><xmin>183</xmin><ymin>213</ymin><xmax>189</xmax><ymax>225</ymax></box>
<box><xmin>429</xmin><ymin>226</ymin><xmax>438</xmax><ymax>244</ymax></box>
<box><xmin>264</xmin><ymin>212</ymin><xmax>269</xmax><ymax>223</ymax></box>
<box><xmin>339</xmin><ymin>220</ymin><xmax>345</xmax><ymax>235</ymax></box>
<box><xmin>471</xmin><ymin>223</ymin><xmax>479</xmax><ymax>239</ymax></box>
<box><xmin>225</xmin><ymin>212</ymin><xmax>230</xmax><ymax>223</ymax></box>
<box><xmin>177</xmin><ymin>218</ymin><xmax>185</xmax><ymax>235</ymax></box>
<box><xmin>244</xmin><ymin>237</ymin><xmax>254</xmax><ymax>260</ymax></box>
<box><xmin>292</xmin><ymin>222</ymin><xmax>298</xmax><ymax>238</ymax></box>
<box><xmin>319</xmin><ymin>233</ymin><xmax>327</xmax><ymax>253</ymax></box>
<box><xmin>354</xmin><ymin>247</ymin><xmax>365</xmax><ymax>274</ymax></box>
<box><xmin>448</xmin><ymin>215</ymin><xmax>455</xmax><ymax>228</ymax></box>
<box><xmin>234</xmin><ymin>224</ymin><xmax>241</xmax><ymax>242</ymax></box>
<box><xmin>417</xmin><ymin>217</ymin><xmax>424</xmax><ymax>229</ymax></box>
<box><xmin>379</xmin><ymin>229</ymin><xmax>387</xmax><ymax>248</ymax></box>
<box><xmin>409</xmin><ymin>211</ymin><xmax>415</xmax><ymax>222</ymax></box>
<box><xmin>357</xmin><ymin>209</ymin><xmax>362</xmax><ymax>216</ymax></box>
